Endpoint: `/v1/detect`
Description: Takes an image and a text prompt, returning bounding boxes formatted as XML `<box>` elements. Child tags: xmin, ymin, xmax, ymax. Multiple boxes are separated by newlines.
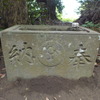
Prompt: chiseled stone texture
<box><xmin>1</xmin><ymin>25</ymin><xmax>100</xmax><ymax>80</ymax></box>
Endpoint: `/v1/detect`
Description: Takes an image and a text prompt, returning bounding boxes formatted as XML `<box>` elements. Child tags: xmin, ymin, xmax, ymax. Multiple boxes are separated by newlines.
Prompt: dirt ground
<box><xmin>0</xmin><ymin>52</ymin><xmax>100</xmax><ymax>100</ymax></box>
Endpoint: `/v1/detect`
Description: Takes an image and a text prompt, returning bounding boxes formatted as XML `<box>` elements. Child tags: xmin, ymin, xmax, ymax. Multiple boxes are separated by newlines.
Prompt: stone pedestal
<box><xmin>1</xmin><ymin>25</ymin><xmax>100</xmax><ymax>80</ymax></box>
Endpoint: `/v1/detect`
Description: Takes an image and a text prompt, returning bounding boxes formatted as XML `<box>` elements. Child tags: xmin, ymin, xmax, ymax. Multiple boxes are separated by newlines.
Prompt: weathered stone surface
<box><xmin>1</xmin><ymin>25</ymin><xmax>100</xmax><ymax>80</ymax></box>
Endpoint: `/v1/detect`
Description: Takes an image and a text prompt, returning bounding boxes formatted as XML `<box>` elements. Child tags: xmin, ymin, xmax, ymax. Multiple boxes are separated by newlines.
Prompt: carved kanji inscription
<box><xmin>9</xmin><ymin>42</ymin><xmax>35</xmax><ymax>66</ymax></box>
<box><xmin>69</xmin><ymin>43</ymin><xmax>92</xmax><ymax>67</ymax></box>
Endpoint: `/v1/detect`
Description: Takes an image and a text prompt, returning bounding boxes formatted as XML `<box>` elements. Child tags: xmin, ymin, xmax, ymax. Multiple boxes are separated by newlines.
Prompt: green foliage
<box><xmin>58</xmin><ymin>17</ymin><xmax>76</xmax><ymax>22</ymax></box>
<box><xmin>27</xmin><ymin>0</ymin><xmax>64</xmax><ymax>24</ymax></box>
<box><xmin>27</xmin><ymin>0</ymin><xmax>48</xmax><ymax>24</ymax></box>
<box><xmin>77</xmin><ymin>0</ymin><xmax>100</xmax><ymax>13</ymax></box>
<box><xmin>82</xmin><ymin>21</ymin><xmax>100</xmax><ymax>28</ymax></box>
<box><xmin>55</xmin><ymin>0</ymin><xmax>64</xmax><ymax>14</ymax></box>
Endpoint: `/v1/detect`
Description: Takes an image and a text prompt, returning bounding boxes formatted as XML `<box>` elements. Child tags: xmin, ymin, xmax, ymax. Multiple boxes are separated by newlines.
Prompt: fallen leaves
<box><xmin>24</xmin><ymin>95</ymin><xmax>28</xmax><ymax>100</ymax></box>
<box><xmin>25</xmin><ymin>88</ymin><xmax>29</xmax><ymax>91</ymax></box>
<box><xmin>46</xmin><ymin>97</ymin><xmax>49</xmax><ymax>100</ymax></box>
<box><xmin>53</xmin><ymin>97</ymin><xmax>57</xmax><ymax>100</ymax></box>
<box><xmin>46</xmin><ymin>97</ymin><xmax>58</xmax><ymax>100</ymax></box>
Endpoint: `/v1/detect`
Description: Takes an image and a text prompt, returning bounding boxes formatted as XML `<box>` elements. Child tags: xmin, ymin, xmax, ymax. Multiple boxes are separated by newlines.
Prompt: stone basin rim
<box><xmin>1</xmin><ymin>25</ymin><xmax>100</xmax><ymax>36</ymax></box>
<box><xmin>1</xmin><ymin>25</ymin><xmax>100</xmax><ymax>33</ymax></box>
<box><xmin>2</xmin><ymin>31</ymin><xmax>100</xmax><ymax>35</ymax></box>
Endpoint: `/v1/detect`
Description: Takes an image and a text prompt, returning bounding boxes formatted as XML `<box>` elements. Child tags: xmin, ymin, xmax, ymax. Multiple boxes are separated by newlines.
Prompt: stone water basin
<box><xmin>1</xmin><ymin>25</ymin><xmax>100</xmax><ymax>80</ymax></box>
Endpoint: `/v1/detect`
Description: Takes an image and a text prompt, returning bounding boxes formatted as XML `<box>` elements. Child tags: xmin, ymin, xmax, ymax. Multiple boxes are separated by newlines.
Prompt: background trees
<box><xmin>77</xmin><ymin>0</ymin><xmax>100</xmax><ymax>24</ymax></box>
<box><xmin>0</xmin><ymin>0</ymin><xmax>100</xmax><ymax>28</ymax></box>
<box><xmin>0</xmin><ymin>0</ymin><xmax>64</xmax><ymax>28</ymax></box>
<box><xmin>27</xmin><ymin>0</ymin><xmax>64</xmax><ymax>24</ymax></box>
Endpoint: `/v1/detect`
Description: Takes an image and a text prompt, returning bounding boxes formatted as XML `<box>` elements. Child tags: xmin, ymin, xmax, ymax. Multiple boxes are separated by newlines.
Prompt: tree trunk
<box><xmin>47</xmin><ymin>0</ymin><xmax>57</xmax><ymax>20</ymax></box>
<box><xmin>0</xmin><ymin>0</ymin><xmax>28</xmax><ymax>28</ymax></box>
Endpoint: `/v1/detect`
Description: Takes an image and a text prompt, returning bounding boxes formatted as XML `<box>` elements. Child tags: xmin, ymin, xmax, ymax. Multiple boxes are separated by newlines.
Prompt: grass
<box><xmin>59</xmin><ymin>17</ymin><xmax>77</xmax><ymax>22</ymax></box>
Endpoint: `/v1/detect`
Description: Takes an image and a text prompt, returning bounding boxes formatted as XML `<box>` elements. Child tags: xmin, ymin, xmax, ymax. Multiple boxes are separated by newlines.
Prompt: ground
<box><xmin>0</xmin><ymin>49</ymin><xmax>100</xmax><ymax>100</ymax></box>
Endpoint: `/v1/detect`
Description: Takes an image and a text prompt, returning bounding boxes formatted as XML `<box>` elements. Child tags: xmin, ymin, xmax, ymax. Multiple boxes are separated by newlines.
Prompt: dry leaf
<box><xmin>24</xmin><ymin>95</ymin><xmax>28</xmax><ymax>100</ymax></box>
<box><xmin>58</xmin><ymin>95</ymin><xmax>61</xmax><ymax>97</ymax></box>
<box><xmin>0</xmin><ymin>74</ymin><xmax>5</xmax><ymax>78</ymax></box>
<box><xmin>46</xmin><ymin>97</ymin><xmax>49</xmax><ymax>100</ymax></box>
<box><xmin>25</xmin><ymin>97</ymin><xmax>27</xmax><ymax>100</ymax></box>
<box><xmin>2</xmin><ymin>68</ymin><xmax>6</xmax><ymax>71</ymax></box>
<box><xmin>25</xmin><ymin>88</ymin><xmax>29</xmax><ymax>91</ymax></box>
<box><xmin>54</xmin><ymin>97</ymin><xmax>57</xmax><ymax>100</ymax></box>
